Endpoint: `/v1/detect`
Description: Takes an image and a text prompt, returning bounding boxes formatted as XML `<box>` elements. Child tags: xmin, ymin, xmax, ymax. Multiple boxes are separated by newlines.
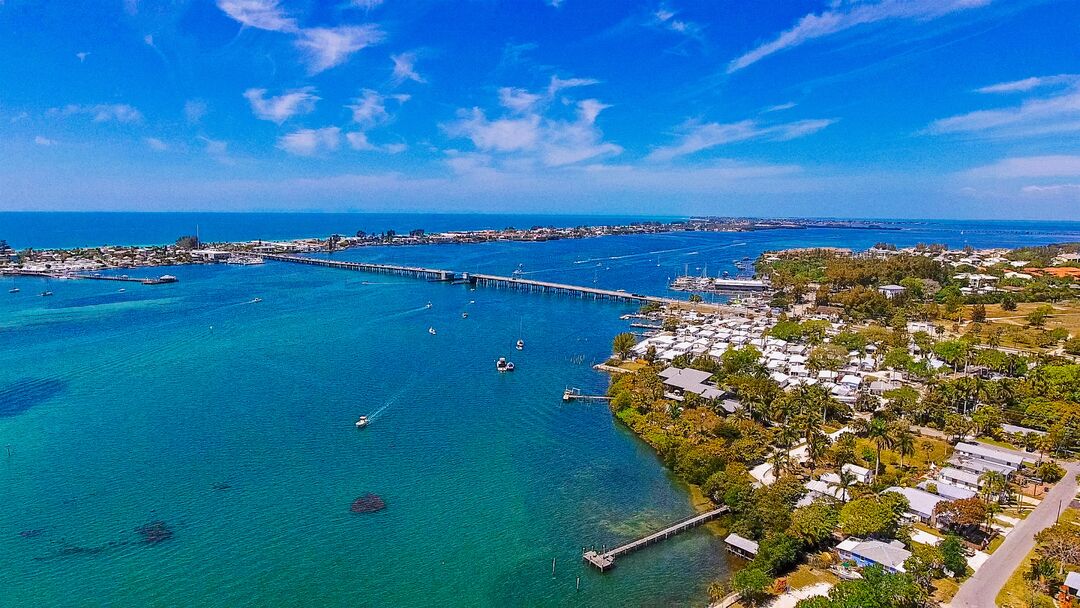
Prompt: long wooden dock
<box><xmin>582</xmin><ymin>506</ymin><xmax>729</xmax><ymax>571</ymax></box>
<box><xmin>1</xmin><ymin>270</ymin><xmax>178</xmax><ymax>285</ymax></box>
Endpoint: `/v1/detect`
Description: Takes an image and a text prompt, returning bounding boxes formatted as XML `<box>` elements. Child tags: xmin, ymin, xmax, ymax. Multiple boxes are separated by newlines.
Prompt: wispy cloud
<box><xmin>963</xmin><ymin>155</ymin><xmax>1080</xmax><ymax>179</ymax></box>
<box><xmin>243</xmin><ymin>87</ymin><xmax>319</xmax><ymax>124</ymax></box>
<box><xmin>647</xmin><ymin>117</ymin><xmax>836</xmax><ymax>161</ymax></box>
<box><xmin>391</xmin><ymin>52</ymin><xmax>424</xmax><ymax>84</ymax></box>
<box><xmin>216</xmin><ymin>0</ymin><xmax>297</xmax><ymax>32</ymax></box>
<box><xmin>51</xmin><ymin>103</ymin><xmax>143</xmax><ymax>123</ymax></box>
<box><xmin>145</xmin><ymin>137</ymin><xmax>168</xmax><ymax>151</ymax></box>
<box><xmin>216</xmin><ymin>1</ymin><xmax>383</xmax><ymax>73</ymax></box>
<box><xmin>75</xmin><ymin>51</ymin><xmax>90</xmax><ymax>62</ymax></box>
<box><xmin>652</xmin><ymin>3</ymin><xmax>705</xmax><ymax>46</ymax></box>
<box><xmin>295</xmin><ymin>25</ymin><xmax>384</xmax><ymax>74</ymax></box>
<box><xmin>547</xmin><ymin>75</ymin><xmax>599</xmax><ymax>97</ymax></box>
<box><xmin>926</xmin><ymin>81</ymin><xmax>1080</xmax><ymax>138</ymax></box>
<box><xmin>352</xmin><ymin>0</ymin><xmax>383</xmax><ymax>9</ymax></box>
<box><xmin>34</xmin><ymin>136</ymin><xmax>56</xmax><ymax>146</ymax></box>
<box><xmin>184</xmin><ymin>99</ymin><xmax>207</xmax><ymax>124</ymax></box>
<box><xmin>976</xmin><ymin>74</ymin><xmax>1080</xmax><ymax>94</ymax></box>
<box><xmin>200</xmin><ymin>136</ymin><xmax>232</xmax><ymax>164</ymax></box>
<box><xmin>278</xmin><ymin>127</ymin><xmax>341</xmax><ymax>156</ymax></box>
<box><xmin>727</xmin><ymin>0</ymin><xmax>990</xmax><ymax>73</ymax></box>
<box><xmin>763</xmin><ymin>102</ymin><xmax>797</xmax><ymax>113</ymax></box>
<box><xmin>348</xmin><ymin>89</ymin><xmax>409</xmax><ymax>128</ymax></box>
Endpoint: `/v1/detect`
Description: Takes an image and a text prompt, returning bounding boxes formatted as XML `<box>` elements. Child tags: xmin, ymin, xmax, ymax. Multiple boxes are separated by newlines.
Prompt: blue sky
<box><xmin>2</xmin><ymin>0</ymin><xmax>1079</xmax><ymax>218</ymax></box>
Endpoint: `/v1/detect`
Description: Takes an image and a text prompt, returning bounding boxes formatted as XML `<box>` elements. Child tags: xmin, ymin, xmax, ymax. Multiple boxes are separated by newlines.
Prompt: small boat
<box><xmin>516</xmin><ymin>339</ymin><xmax>524</xmax><ymax>350</ymax></box>
<box><xmin>8</xmin><ymin>287</ymin><xmax>18</xmax><ymax>294</ymax></box>
<box><xmin>496</xmin><ymin>357</ymin><xmax>510</xmax><ymax>372</ymax></box>
<box><xmin>428</xmin><ymin>327</ymin><xmax>437</xmax><ymax>335</ymax></box>
<box><xmin>250</xmin><ymin>297</ymin><xmax>262</xmax><ymax>303</ymax></box>
<box><xmin>425</xmin><ymin>301</ymin><xmax>432</xmax><ymax>309</ymax></box>
<box><xmin>118</xmin><ymin>288</ymin><xmax>126</xmax><ymax>293</ymax></box>
<box><xmin>40</xmin><ymin>291</ymin><xmax>53</xmax><ymax>297</ymax></box>
<box><xmin>506</xmin><ymin>362</ymin><xmax>515</xmax><ymax>371</ymax></box>
<box><xmin>462</xmin><ymin>312</ymin><xmax>468</xmax><ymax>318</ymax></box>
<box><xmin>355</xmin><ymin>416</ymin><xmax>369</xmax><ymax>428</ymax></box>
<box><xmin>468</xmin><ymin>300</ymin><xmax>475</xmax><ymax>304</ymax></box>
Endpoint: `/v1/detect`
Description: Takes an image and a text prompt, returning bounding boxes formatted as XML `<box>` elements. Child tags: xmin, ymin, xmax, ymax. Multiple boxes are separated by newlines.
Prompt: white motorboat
<box><xmin>428</xmin><ymin>327</ymin><xmax>437</xmax><ymax>335</ymax></box>
<box><xmin>8</xmin><ymin>287</ymin><xmax>18</xmax><ymax>294</ymax></box>
<box><xmin>425</xmin><ymin>301</ymin><xmax>432</xmax><ymax>309</ymax></box>
<box><xmin>355</xmin><ymin>416</ymin><xmax>369</xmax><ymax>428</ymax></box>
<box><xmin>40</xmin><ymin>291</ymin><xmax>53</xmax><ymax>297</ymax></box>
<box><xmin>516</xmin><ymin>339</ymin><xmax>524</xmax><ymax>350</ymax></box>
<box><xmin>496</xmin><ymin>357</ymin><xmax>515</xmax><ymax>372</ymax></box>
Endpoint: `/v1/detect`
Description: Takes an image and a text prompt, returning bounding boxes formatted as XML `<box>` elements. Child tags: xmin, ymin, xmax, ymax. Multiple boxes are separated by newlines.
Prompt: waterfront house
<box><xmin>724</xmin><ymin>533</ymin><xmax>759</xmax><ymax>559</ymax></box>
<box><xmin>835</xmin><ymin>538</ymin><xmax>911</xmax><ymax>573</ymax></box>
<box><xmin>659</xmin><ymin>367</ymin><xmax>726</xmax><ymax>401</ymax></box>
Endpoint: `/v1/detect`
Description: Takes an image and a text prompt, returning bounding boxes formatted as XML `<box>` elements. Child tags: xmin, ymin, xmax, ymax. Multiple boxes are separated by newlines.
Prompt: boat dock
<box><xmin>562</xmin><ymin>388</ymin><xmax>613</xmax><ymax>402</ymax></box>
<box><xmin>582</xmin><ymin>506</ymin><xmax>729</xmax><ymax>571</ymax></box>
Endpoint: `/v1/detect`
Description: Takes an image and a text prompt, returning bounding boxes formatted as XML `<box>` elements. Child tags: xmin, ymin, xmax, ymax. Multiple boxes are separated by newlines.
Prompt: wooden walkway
<box><xmin>261</xmin><ymin>253</ymin><xmax>456</xmax><ymax>282</ymax></box>
<box><xmin>562</xmin><ymin>388</ymin><xmax>613</xmax><ymax>402</ymax></box>
<box><xmin>582</xmin><ymin>506</ymin><xmax>729</xmax><ymax>571</ymax></box>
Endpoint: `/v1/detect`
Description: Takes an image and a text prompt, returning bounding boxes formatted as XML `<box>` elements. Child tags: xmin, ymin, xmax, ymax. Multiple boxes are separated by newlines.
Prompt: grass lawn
<box><xmin>932</xmin><ymin>578</ymin><xmax>960</xmax><ymax>604</ymax></box>
<box><xmin>783</xmin><ymin>564</ymin><xmax>840</xmax><ymax>590</ymax></box>
<box><xmin>975</xmin><ymin>436</ymin><xmax>1023</xmax><ymax>451</ymax></box>
<box><xmin>985</xmin><ymin>535</ymin><xmax>1005</xmax><ymax>554</ymax></box>
<box><xmin>853</xmin><ymin>435</ymin><xmax>951</xmax><ymax>478</ymax></box>
<box><xmin>996</xmin><ymin>548</ymin><xmax>1051</xmax><ymax>608</ymax></box>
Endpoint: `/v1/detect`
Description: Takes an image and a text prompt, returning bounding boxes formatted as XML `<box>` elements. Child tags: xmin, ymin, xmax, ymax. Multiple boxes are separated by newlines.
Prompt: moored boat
<box><xmin>516</xmin><ymin>339</ymin><xmax>524</xmax><ymax>350</ymax></box>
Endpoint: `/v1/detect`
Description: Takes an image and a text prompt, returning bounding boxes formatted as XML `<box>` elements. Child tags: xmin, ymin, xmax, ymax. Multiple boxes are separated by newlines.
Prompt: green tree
<box><xmin>853</xmin><ymin>414</ymin><xmax>893</xmax><ymax>476</ymax></box>
<box><xmin>1000</xmin><ymin>293</ymin><xmax>1017</xmax><ymax>311</ymax></box>
<box><xmin>788</xmin><ymin>502</ymin><xmax>839</xmax><ymax>548</ymax></box>
<box><xmin>839</xmin><ymin>494</ymin><xmax>907</xmax><ymax>539</ymax></box>
<box><xmin>612</xmin><ymin>332</ymin><xmax>637</xmax><ymax>360</ymax></box>
<box><xmin>732</xmin><ymin>568</ymin><xmax>772</xmax><ymax>607</ymax></box>
<box><xmin>940</xmin><ymin>534</ymin><xmax>968</xmax><ymax>578</ymax></box>
<box><xmin>971</xmin><ymin>303</ymin><xmax>987</xmax><ymax>323</ymax></box>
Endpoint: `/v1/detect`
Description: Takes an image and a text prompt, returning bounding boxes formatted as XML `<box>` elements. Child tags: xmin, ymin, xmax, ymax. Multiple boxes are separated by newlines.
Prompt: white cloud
<box><xmin>346</xmin><ymin>131</ymin><xmax>406</xmax><ymax>153</ymax></box>
<box><xmin>145</xmin><ymin>137</ymin><xmax>168</xmax><ymax>151</ymax></box>
<box><xmin>445</xmin><ymin>84</ymin><xmax>622</xmax><ymax>167</ymax></box>
<box><xmin>926</xmin><ymin>84</ymin><xmax>1080</xmax><ymax>138</ymax></box>
<box><xmin>347</xmin><ymin>89</ymin><xmax>408</xmax><ymax>128</ymax></box>
<box><xmin>498</xmin><ymin>87</ymin><xmax>543</xmax><ymax>114</ymax></box>
<box><xmin>764</xmin><ymin>102</ymin><xmax>797</xmax><ymax>113</ymax></box>
<box><xmin>548</xmin><ymin>75</ymin><xmax>599</xmax><ymax>97</ymax></box>
<box><xmin>144</xmin><ymin>34</ymin><xmax>154</xmax><ymax>46</ymax></box>
<box><xmin>976</xmin><ymin>74</ymin><xmax>1080</xmax><ymax>94</ymax></box>
<box><xmin>75</xmin><ymin>51</ymin><xmax>89</xmax><ymax>62</ymax></box>
<box><xmin>184</xmin><ymin>99</ymin><xmax>208</xmax><ymax>124</ymax></box>
<box><xmin>52</xmin><ymin>103</ymin><xmax>143</xmax><ymax>123</ymax></box>
<box><xmin>647</xmin><ymin>117</ymin><xmax>836</xmax><ymax>161</ymax></box>
<box><xmin>200</xmin><ymin>136</ymin><xmax>232</xmax><ymax>164</ymax></box>
<box><xmin>278</xmin><ymin>127</ymin><xmax>341</xmax><ymax>156</ymax></box>
<box><xmin>216</xmin><ymin>0</ymin><xmax>297</xmax><ymax>32</ymax></box>
<box><xmin>243</xmin><ymin>87</ymin><xmax>319</xmax><ymax>124</ymax></box>
<box><xmin>1021</xmin><ymin>183</ymin><xmax>1080</xmax><ymax>194</ymax></box>
<box><xmin>727</xmin><ymin>0</ymin><xmax>990</xmax><ymax>73</ymax></box>
<box><xmin>391</xmin><ymin>52</ymin><xmax>424</xmax><ymax>84</ymax></box>
<box><xmin>652</xmin><ymin>4</ymin><xmax>704</xmax><ymax>44</ymax></box>
<box><xmin>295</xmin><ymin>25</ymin><xmax>384</xmax><ymax>74</ymax></box>
<box><xmin>124</xmin><ymin>0</ymin><xmax>138</xmax><ymax>15</ymax></box>
<box><xmin>547</xmin><ymin>0</ymin><xmax>564</xmax><ymax>7</ymax></box>
<box><xmin>964</xmin><ymin>155</ymin><xmax>1080</xmax><ymax>179</ymax></box>
<box><xmin>352</xmin><ymin>0</ymin><xmax>383</xmax><ymax>8</ymax></box>
<box><xmin>34</xmin><ymin>136</ymin><xmax>56</xmax><ymax>146</ymax></box>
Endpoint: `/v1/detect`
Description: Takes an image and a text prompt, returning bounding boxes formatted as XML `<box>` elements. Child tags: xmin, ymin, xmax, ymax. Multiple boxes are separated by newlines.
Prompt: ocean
<box><xmin>2</xmin><ymin>214</ymin><xmax>1079</xmax><ymax>607</ymax></box>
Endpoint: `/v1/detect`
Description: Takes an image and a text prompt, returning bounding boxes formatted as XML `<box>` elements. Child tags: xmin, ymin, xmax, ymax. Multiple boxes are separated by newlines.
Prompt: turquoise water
<box><xmin>3</xmin><ymin>222</ymin><xmax>1079</xmax><ymax>607</ymax></box>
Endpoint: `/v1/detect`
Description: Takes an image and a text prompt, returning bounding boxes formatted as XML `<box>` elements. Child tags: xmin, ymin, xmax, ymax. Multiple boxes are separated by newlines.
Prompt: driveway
<box><xmin>949</xmin><ymin>461</ymin><xmax>1080</xmax><ymax>607</ymax></box>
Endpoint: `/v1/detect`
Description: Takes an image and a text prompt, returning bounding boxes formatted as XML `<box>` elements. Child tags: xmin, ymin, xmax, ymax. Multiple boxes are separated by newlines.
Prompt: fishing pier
<box><xmin>582</xmin><ymin>506</ymin><xmax>729</xmax><ymax>571</ymax></box>
<box><xmin>1</xmin><ymin>270</ymin><xmax>178</xmax><ymax>285</ymax></box>
<box><xmin>562</xmin><ymin>388</ymin><xmax>613</xmax><ymax>402</ymax></box>
<box><xmin>260</xmin><ymin>254</ymin><xmax>456</xmax><ymax>282</ymax></box>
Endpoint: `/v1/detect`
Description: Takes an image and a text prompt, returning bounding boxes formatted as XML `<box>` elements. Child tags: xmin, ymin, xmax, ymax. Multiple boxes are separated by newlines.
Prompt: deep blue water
<box><xmin>2</xmin><ymin>215</ymin><xmax>1080</xmax><ymax>607</ymax></box>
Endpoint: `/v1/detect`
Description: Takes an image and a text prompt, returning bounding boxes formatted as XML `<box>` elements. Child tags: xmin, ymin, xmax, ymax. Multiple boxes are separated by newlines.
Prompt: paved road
<box><xmin>950</xmin><ymin>461</ymin><xmax>1080</xmax><ymax>608</ymax></box>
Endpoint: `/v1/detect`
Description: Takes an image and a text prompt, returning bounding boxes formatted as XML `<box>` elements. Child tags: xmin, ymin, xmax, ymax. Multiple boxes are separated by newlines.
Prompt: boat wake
<box><xmin>367</xmin><ymin>377</ymin><xmax>416</xmax><ymax>422</ymax></box>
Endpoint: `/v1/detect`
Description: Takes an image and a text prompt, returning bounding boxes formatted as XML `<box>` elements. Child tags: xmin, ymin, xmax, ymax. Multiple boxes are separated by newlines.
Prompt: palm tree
<box><xmin>854</xmin><ymin>414</ymin><xmax>894</xmax><ymax>476</ymax></box>
<box><xmin>893</xmin><ymin>422</ymin><xmax>915</xmax><ymax>471</ymax></box>
<box><xmin>836</xmin><ymin>468</ymin><xmax>857</xmax><ymax>505</ymax></box>
<box><xmin>979</xmin><ymin>471</ymin><xmax>1008</xmax><ymax>517</ymax></box>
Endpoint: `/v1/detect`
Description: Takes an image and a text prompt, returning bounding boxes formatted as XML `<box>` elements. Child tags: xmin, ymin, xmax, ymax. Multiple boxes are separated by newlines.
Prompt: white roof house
<box><xmin>918</xmin><ymin>480</ymin><xmax>977</xmax><ymax>501</ymax></box>
<box><xmin>939</xmin><ymin>467</ymin><xmax>982</xmax><ymax>490</ymax></box>
<box><xmin>1065</xmin><ymin>571</ymin><xmax>1080</xmax><ymax>597</ymax></box>
<box><xmin>885</xmin><ymin>487</ymin><xmax>946</xmax><ymax>522</ymax></box>
<box><xmin>955</xmin><ymin>442</ymin><xmax>1032</xmax><ymax>467</ymax></box>
<box><xmin>836</xmin><ymin>538</ymin><xmax>911</xmax><ymax>573</ymax></box>
<box><xmin>724</xmin><ymin>533</ymin><xmax>759</xmax><ymax>559</ymax></box>
<box><xmin>840</xmin><ymin>374</ymin><xmax>862</xmax><ymax>387</ymax></box>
